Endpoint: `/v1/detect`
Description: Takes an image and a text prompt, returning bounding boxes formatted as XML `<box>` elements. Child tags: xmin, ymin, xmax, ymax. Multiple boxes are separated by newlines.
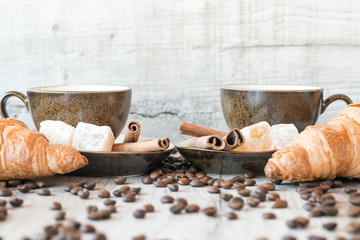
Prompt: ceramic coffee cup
<box><xmin>221</xmin><ymin>85</ymin><xmax>352</xmax><ymax>132</ymax></box>
<box><xmin>0</xmin><ymin>85</ymin><xmax>131</xmax><ymax>138</ymax></box>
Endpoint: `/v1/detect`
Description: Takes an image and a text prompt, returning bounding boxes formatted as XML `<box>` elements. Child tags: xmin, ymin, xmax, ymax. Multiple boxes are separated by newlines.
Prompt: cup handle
<box><xmin>321</xmin><ymin>94</ymin><xmax>353</xmax><ymax>114</ymax></box>
<box><xmin>0</xmin><ymin>91</ymin><xmax>29</xmax><ymax>118</ymax></box>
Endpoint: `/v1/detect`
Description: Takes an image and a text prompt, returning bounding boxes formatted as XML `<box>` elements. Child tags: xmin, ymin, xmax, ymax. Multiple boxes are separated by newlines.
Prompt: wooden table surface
<box><xmin>1</xmin><ymin>174</ymin><xmax>360</xmax><ymax>240</ymax></box>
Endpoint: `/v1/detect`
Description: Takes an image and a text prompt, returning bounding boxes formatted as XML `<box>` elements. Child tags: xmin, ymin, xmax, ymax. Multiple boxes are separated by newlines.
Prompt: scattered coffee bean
<box><xmin>161</xmin><ymin>195</ymin><xmax>174</xmax><ymax>204</ymax></box>
<box><xmin>190</xmin><ymin>179</ymin><xmax>204</xmax><ymax>187</ymax></box>
<box><xmin>133</xmin><ymin>234</ymin><xmax>146</xmax><ymax>240</ymax></box>
<box><xmin>332</xmin><ymin>180</ymin><xmax>343</xmax><ymax>188</ymax></box>
<box><xmin>93</xmin><ymin>233</ymin><xmax>107</xmax><ymax>240</ymax></box>
<box><xmin>244</xmin><ymin>171</ymin><xmax>256</xmax><ymax>179</ymax></box>
<box><xmin>178</xmin><ymin>178</ymin><xmax>191</xmax><ymax>185</ymax></box>
<box><xmin>319</xmin><ymin>205</ymin><xmax>338</xmax><ymax>216</ymax></box>
<box><xmin>255</xmin><ymin>186</ymin><xmax>268</xmax><ymax>194</ymax></box>
<box><xmin>37</xmin><ymin>188</ymin><xmax>50</xmax><ymax>196</ymax></box>
<box><xmin>202</xmin><ymin>207</ymin><xmax>217</xmax><ymax>217</ymax></box>
<box><xmin>225</xmin><ymin>212</ymin><xmax>237</xmax><ymax>220</ymax></box>
<box><xmin>78</xmin><ymin>189</ymin><xmax>90</xmax><ymax>199</ymax></box>
<box><xmin>0</xmin><ymin>200</ymin><xmax>6</xmax><ymax>207</ymax></box>
<box><xmin>67</xmin><ymin>220</ymin><xmax>81</xmax><ymax>229</ymax></box>
<box><xmin>233</xmin><ymin>182</ymin><xmax>246</xmax><ymax>190</ymax></box>
<box><xmin>104</xmin><ymin>199</ymin><xmax>116</xmax><ymax>206</ymax></box>
<box><xmin>70</xmin><ymin>186</ymin><xmax>83</xmax><ymax>195</ymax></box>
<box><xmin>107</xmin><ymin>205</ymin><xmax>117</xmax><ymax>213</ymax></box>
<box><xmin>310</xmin><ymin>207</ymin><xmax>323</xmax><ymax>217</ymax></box>
<box><xmin>228</xmin><ymin>197</ymin><xmax>244</xmax><ymax>210</ymax></box>
<box><xmin>0</xmin><ymin>181</ymin><xmax>6</xmax><ymax>188</ymax></box>
<box><xmin>80</xmin><ymin>224</ymin><xmax>96</xmax><ymax>233</ymax></box>
<box><xmin>17</xmin><ymin>184</ymin><xmax>31</xmax><ymax>193</ymax></box>
<box><xmin>123</xmin><ymin>192</ymin><xmax>136</xmax><ymax>202</ymax></box>
<box><xmin>323</xmin><ymin>222</ymin><xmax>337</xmax><ymax>231</ymax></box>
<box><xmin>262</xmin><ymin>182</ymin><xmax>275</xmax><ymax>191</ymax></box>
<box><xmin>208</xmin><ymin>186</ymin><xmax>220</xmax><ymax>194</ymax></box>
<box><xmin>350</xmin><ymin>192</ymin><xmax>360</xmax><ymax>206</ymax></box>
<box><xmin>250</xmin><ymin>192</ymin><xmax>266</xmax><ymax>201</ymax></box>
<box><xmin>143</xmin><ymin>204</ymin><xmax>155</xmax><ymax>213</ymax></box>
<box><xmin>238</xmin><ymin>189</ymin><xmax>251</xmax><ymax>197</ymax></box>
<box><xmin>88</xmin><ymin>211</ymin><xmax>103</xmax><ymax>221</ymax></box>
<box><xmin>149</xmin><ymin>171</ymin><xmax>161</xmax><ymax>179</ymax></box>
<box><xmin>129</xmin><ymin>187</ymin><xmax>141</xmax><ymax>195</ymax></box>
<box><xmin>98</xmin><ymin>189</ymin><xmax>110</xmax><ymax>198</ymax></box>
<box><xmin>75</xmin><ymin>181</ymin><xmax>87</xmax><ymax>187</ymax></box>
<box><xmin>230</xmin><ymin>176</ymin><xmax>245</xmax><ymax>183</ymax></box>
<box><xmin>83</xmin><ymin>182</ymin><xmax>96</xmax><ymax>190</ymax></box>
<box><xmin>263</xmin><ymin>212</ymin><xmax>276</xmax><ymax>219</ymax></box>
<box><xmin>268</xmin><ymin>192</ymin><xmax>280</xmax><ymax>201</ymax></box>
<box><xmin>113</xmin><ymin>186</ymin><xmax>131</xmax><ymax>197</ymax></box>
<box><xmin>0</xmin><ymin>188</ymin><xmax>12</xmax><ymax>196</ymax></box>
<box><xmin>9</xmin><ymin>198</ymin><xmax>23</xmax><ymax>207</ymax></box>
<box><xmin>86</xmin><ymin>205</ymin><xmax>98</xmax><ymax>213</ymax></box>
<box><xmin>7</xmin><ymin>180</ymin><xmax>22</xmax><ymax>187</ymax></box>
<box><xmin>55</xmin><ymin>211</ymin><xmax>66</xmax><ymax>221</ymax></box>
<box><xmin>244</xmin><ymin>179</ymin><xmax>256</xmax><ymax>186</ymax></box>
<box><xmin>154</xmin><ymin>180</ymin><xmax>167</xmax><ymax>188</ymax></box>
<box><xmin>287</xmin><ymin>217</ymin><xmax>309</xmax><ymax>229</ymax></box>
<box><xmin>319</xmin><ymin>185</ymin><xmax>330</xmax><ymax>193</ymax></box>
<box><xmin>221</xmin><ymin>193</ymin><xmax>233</xmax><ymax>201</ymax></box>
<box><xmin>308</xmin><ymin>235</ymin><xmax>326</xmax><ymax>240</ymax></box>
<box><xmin>207</xmin><ymin>179</ymin><xmax>215</xmax><ymax>186</ymax></box>
<box><xmin>174</xmin><ymin>198</ymin><xmax>187</xmax><ymax>207</ymax></box>
<box><xmin>213</xmin><ymin>180</ymin><xmax>223</xmax><ymax>188</ymax></box>
<box><xmin>220</xmin><ymin>181</ymin><xmax>233</xmax><ymax>189</ymax></box>
<box><xmin>271</xmin><ymin>179</ymin><xmax>283</xmax><ymax>185</ymax></box>
<box><xmin>168</xmin><ymin>184</ymin><xmax>179</xmax><ymax>192</ymax></box>
<box><xmin>50</xmin><ymin>202</ymin><xmax>62</xmax><ymax>211</ymax></box>
<box><xmin>162</xmin><ymin>177</ymin><xmax>174</xmax><ymax>185</ymax></box>
<box><xmin>345</xmin><ymin>186</ymin><xmax>358</xmax><ymax>194</ymax></box>
<box><xmin>247</xmin><ymin>197</ymin><xmax>260</xmax><ymax>207</ymax></box>
<box><xmin>282</xmin><ymin>235</ymin><xmax>296</xmax><ymax>240</ymax></box>
<box><xmin>64</xmin><ymin>184</ymin><xmax>75</xmax><ymax>192</ymax></box>
<box><xmin>300</xmin><ymin>192</ymin><xmax>311</xmax><ymax>200</ymax></box>
<box><xmin>114</xmin><ymin>176</ymin><xmax>127</xmax><ymax>185</ymax></box>
<box><xmin>170</xmin><ymin>204</ymin><xmax>184</xmax><ymax>214</ymax></box>
<box><xmin>195</xmin><ymin>172</ymin><xmax>206</xmax><ymax>178</ymax></box>
<box><xmin>36</xmin><ymin>180</ymin><xmax>47</xmax><ymax>188</ymax></box>
<box><xmin>349</xmin><ymin>206</ymin><xmax>360</xmax><ymax>217</ymax></box>
<box><xmin>99</xmin><ymin>209</ymin><xmax>111</xmax><ymax>219</ymax></box>
<box><xmin>346</xmin><ymin>222</ymin><xmax>360</xmax><ymax>234</ymax></box>
<box><xmin>272</xmin><ymin>199</ymin><xmax>288</xmax><ymax>208</ymax></box>
<box><xmin>142</xmin><ymin>176</ymin><xmax>153</xmax><ymax>184</ymax></box>
<box><xmin>185</xmin><ymin>204</ymin><xmax>200</xmax><ymax>213</ymax></box>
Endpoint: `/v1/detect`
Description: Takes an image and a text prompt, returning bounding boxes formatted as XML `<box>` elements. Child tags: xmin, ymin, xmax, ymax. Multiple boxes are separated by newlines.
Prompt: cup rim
<box><xmin>221</xmin><ymin>84</ymin><xmax>323</xmax><ymax>92</ymax></box>
<box><xmin>28</xmin><ymin>85</ymin><xmax>131</xmax><ymax>93</ymax></box>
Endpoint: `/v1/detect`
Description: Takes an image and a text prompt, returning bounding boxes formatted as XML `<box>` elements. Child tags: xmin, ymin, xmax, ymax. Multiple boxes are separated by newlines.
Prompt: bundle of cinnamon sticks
<box><xmin>179</xmin><ymin>122</ymin><xmax>245</xmax><ymax>151</ymax></box>
<box><xmin>112</xmin><ymin>121</ymin><xmax>170</xmax><ymax>153</ymax></box>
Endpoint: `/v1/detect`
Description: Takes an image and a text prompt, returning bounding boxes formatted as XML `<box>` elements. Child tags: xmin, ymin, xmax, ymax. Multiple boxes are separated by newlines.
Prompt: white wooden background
<box><xmin>1</xmin><ymin>0</ymin><xmax>360</xmax><ymax>143</ymax></box>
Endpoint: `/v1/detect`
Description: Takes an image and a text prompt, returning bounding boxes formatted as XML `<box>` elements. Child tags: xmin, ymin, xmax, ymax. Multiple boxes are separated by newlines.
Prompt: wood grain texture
<box><xmin>0</xmin><ymin>0</ymin><xmax>359</xmax><ymax>143</ymax></box>
<box><xmin>0</xmin><ymin>175</ymin><xmax>358</xmax><ymax>240</ymax></box>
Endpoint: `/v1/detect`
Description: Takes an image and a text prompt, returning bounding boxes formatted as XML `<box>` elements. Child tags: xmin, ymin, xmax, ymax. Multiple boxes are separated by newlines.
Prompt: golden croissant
<box><xmin>265</xmin><ymin>104</ymin><xmax>360</xmax><ymax>181</ymax></box>
<box><xmin>0</xmin><ymin>118</ymin><xmax>88</xmax><ymax>180</ymax></box>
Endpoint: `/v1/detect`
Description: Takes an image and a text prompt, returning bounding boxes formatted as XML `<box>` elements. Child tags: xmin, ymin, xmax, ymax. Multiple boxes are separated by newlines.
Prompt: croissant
<box><xmin>0</xmin><ymin>118</ymin><xmax>88</xmax><ymax>180</ymax></box>
<box><xmin>265</xmin><ymin>104</ymin><xmax>360</xmax><ymax>181</ymax></box>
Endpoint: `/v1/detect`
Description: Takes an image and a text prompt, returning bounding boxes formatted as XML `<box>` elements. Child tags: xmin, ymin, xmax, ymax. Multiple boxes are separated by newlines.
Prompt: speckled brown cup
<box><xmin>0</xmin><ymin>85</ymin><xmax>131</xmax><ymax>138</ymax></box>
<box><xmin>221</xmin><ymin>85</ymin><xmax>352</xmax><ymax>132</ymax></box>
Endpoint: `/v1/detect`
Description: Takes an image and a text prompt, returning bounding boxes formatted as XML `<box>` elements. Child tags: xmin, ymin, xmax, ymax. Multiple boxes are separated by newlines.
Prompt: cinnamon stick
<box><xmin>123</xmin><ymin>121</ymin><xmax>141</xmax><ymax>143</ymax></box>
<box><xmin>178</xmin><ymin>135</ymin><xmax>226</xmax><ymax>151</ymax></box>
<box><xmin>112</xmin><ymin>138</ymin><xmax>170</xmax><ymax>153</ymax></box>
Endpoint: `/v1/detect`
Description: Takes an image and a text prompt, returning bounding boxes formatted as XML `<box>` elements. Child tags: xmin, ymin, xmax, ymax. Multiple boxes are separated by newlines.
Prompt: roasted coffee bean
<box><xmin>268</xmin><ymin>192</ymin><xmax>280</xmax><ymax>201</ymax></box>
<box><xmin>229</xmin><ymin>176</ymin><xmax>245</xmax><ymax>183</ymax></box>
<box><xmin>36</xmin><ymin>180</ymin><xmax>47</xmax><ymax>188</ymax></box>
<box><xmin>332</xmin><ymin>180</ymin><xmax>343</xmax><ymax>188</ymax></box>
<box><xmin>247</xmin><ymin>197</ymin><xmax>260</xmax><ymax>207</ymax></box>
<box><xmin>255</xmin><ymin>186</ymin><xmax>268</xmax><ymax>194</ymax></box>
<box><xmin>133</xmin><ymin>209</ymin><xmax>146</xmax><ymax>218</ymax></box>
<box><xmin>323</xmin><ymin>222</ymin><xmax>337</xmax><ymax>231</ymax></box>
<box><xmin>228</xmin><ymin>197</ymin><xmax>244</xmax><ymax>210</ymax></box>
<box><xmin>300</xmin><ymin>192</ymin><xmax>311</xmax><ymax>200</ymax></box>
<box><xmin>311</xmin><ymin>189</ymin><xmax>323</xmax><ymax>197</ymax></box>
<box><xmin>221</xmin><ymin>193</ymin><xmax>233</xmax><ymax>201</ymax></box>
<box><xmin>185</xmin><ymin>204</ymin><xmax>200</xmax><ymax>213</ymax></box>
<box><xmin>80</xmin><ymin>224</ymin><xmax>96</xmax><ymax>233</ymax></box>
<box><xmin>37</xmin><ymin>188</ymin><xmax>50</xmax><ymax>196</ymax></box>
<box><xmin>0</xmin><ymin>200</ymin><xmax>6</xmax><ymax>207</ymax></box>
<box><xmin>225</xmin><ymin>212</ymin><xmax>237</xmax><ymax>220</ymax></box>
<box><xmin>287</xmin><ymin>217</ymin><xmax>309</xmax><ymax>229</ymax></box>
<box><xmin>123</xmin><ymin>192</ymin><xmax>136</xmax><ymax>202</ymax></box>
<box><xmin>271</xmin><ymin>179</ymin><xmax>283</xmax><ymax>185</ymax></box>
<box><xmin>17</xmin><ymin>184</ymin><xmax>31</xmax><ymax>193</ymax></box>
<box><xmin>273</xmin><ymin>199</ymin><xmax>288</xmax><ymax>208</ymax></box>
<box><xmin>0</xmin><ymin>212</ymin><xmax>6</xmax><ymax>221</ymax></box>
<box><xmin>0</xmin><ymin>188</ymin><xmax>12</xmax><ymax>196</ymax></box>
<box><xmin>99</xmin><ymin>209</ymin><xmax>111</xmax><ymax>219</ymax></box>
<box><xmin>309</xmin><ymin>195</ymin><xmax>321</xmax><ymax>203</ymax></box>
<box><xmin>320</xmin><ymin>194</ymin><xmax>336</xmax><ymax>206</ymax></box>
<box><xmin>244</xmin><ymin>179</ymin><xmax>256</xmax><ymax>186</ymax></box>
<box><xmin>174</xmin><ymin>198</ymin><xmax>187</xmax><ymax>207</ymax></box>
<box><xmin>308</xmin><ymin>235</ymin><xmax>326</xmax><ymax>240</ymax></box>
<box><xmin>233</xmin><ymin>182</ymin><xmax>246</xmax><ymax>190</ymax></box>
<box><xmin>67</xmin><ymin>220</ymin><xmax>81</xmax><ymax>230</ymax></box>
<box><xmin>78</xmin><ymin>189</ymin><xmax>90</xmax><ymax>199</ymax></box>
<box><xmin>55</xmin><ymin>211</ymin><xmax>66</xmax><ymax>221</ymax></box>
<box><xmin>114</xmin><ymin>176</ymin><xmax>127</xmax><ymax>185</ymax></box>
<box><xmin>319</xmin><ymin>185</ymin><xmax>330</xmax><ymax>193</ymax></box>
<box><xmin>103</xmin><ymin>199</ymin><xmax>116</xmax><ymax>206</ymax></box>
<box><xmin>195</xmin><ymin>172</ymin><xmax>205</xmax><ymax>178</ymax></box>
<box><xmin>129</xmin><ymin>187</ymin><xmax>141</xmax><ymax>195</ymax></box>
<box><xmin>98</xmin><ymin>189</ymin><xmax>110</xmax><ymax>198</ymax></box>
<box><xmin>213</xmin><ymin>179</ymin><xmax>223</xmax><ymax>188</ymax></box>
<box><xmin>0</xmin><ymin>181</ymin><xmax>6</xmax><ymax>188</ymax></box>
<box><xmin>160</xmin><ymin>195</ymin><xmax>174</xmax><ymax>204</ymax></box>
<box><xmin>263</xmin><ymin>212</ymin><xmax>276</xmax><ymax>219</ymax></box>
<box><xmin>0</xmin><ymin>206</ymin><xmax>7</xmax><ymax>216</ymax></box>
<box><xmin>208</xmin><ymin>186</ymin><xmax>220</xmax><ymax>194</ymax></box>
<box><xmin>93</xmin><ymin>233</ymin><xmax>107</xmax><ymax>240</ymax></box>
<box><xmin>202</xmin><ymin>207</ymin><xmax>217</xmax><ymax>217</ymax></box>
<box><xmin>345</xmin><ymin>186</ymin><xmax>358</xmax><ymax>194</ymax></box>
<box><xmin>50</xmin><ymin>202</ymin><xmax>62</xmax><ymax>211</ymax></box>
<box><xmin>107</xmin><ymin>205</ymin><xmax>117</xmax><ymax>213</ymax></box>
<box><xmin>300</xmin><ymin>181</ymin><xmax>320</xmax><ymax>188</ymax></box>
<box><xmin>162</xmin><ymin>177</ymin><xmax>174</xmax><ymax>185</ymax></box>
<box><xmin>64</xmin><ymin>184</ymin><xmax>75</xmax><ymax>192</ymax></box>
<box><xmin>238</xmin><ymin>189</ymin><xmax>251</xmax><ymax>197</ymax></box>
<box><xmin>250</xmin><ymin>192</ymin><xmax>266</xmax><ymax>201</ymax></box>
<box><xmin>142</xmin><ymin>176</ymin><xmax>153</xmax><ymax>184</ymax></box>
<box><xmin>296</xmin><ymin>186</ymin><xmax>308</xmax><ymax>193</ymax></box>
<box><xmin>83</xmin><ymin>182</ymin><xmax>96</xmax><ymax>190</ymax></box>
<box><xmin>310</xmin><ymin>207</ymin><xmax>323</xmax><ymax>217</ymax></box>
<box><xmin>168</xmin><ymin>184</ymin><xmax>179</xmax><ymax>192</ymax></box>
<box><xmin>143</xmin><ymin>204</ymin><xmax>155</xmax><ymax>213</ymax></box>
<box><xmin>88</xmin><ymin>211</ymin><xmax>103</xmax><ymax>221</ymax></box>
<box><xmin>7</xmin><ymin>180</ymin><xmax>22</xmax><ymax>187</ymax></box>
<box><xmin>262</xmin><ymin>183</ymin><xmax>275</xmax><ymax>191</ymax></box>
<box><xmin>9</xmin><ymin>198</ymin><xmax>23</xmax><ymax>207</ymax></box>
<box><xmin>178</xmin><ymin>178</ymin><xmax>191</xmax><ymax>185</ymax></box>
<box><xmin>190</xmin><ymin>179</ymin><xmax>204</xmax><ymax>187</ymax></box>
<box><xmin>282</xmin><ymin>235</ymin><xmax>296</xmax><ymax>240</ymax></box>
<box><xmin>70</xmin><ymin>186</ymin><xmax>83</xmax><ymax>195</ymax></box>
<box><xmin>207</xmin><ymin>179</ymin><xmax>215</xmax><ymax>186</ymax></box>
<box><xmin>170</xmin><ymin>204</ymin><xmax>184</xmax><ymax>214</ymax></box>
<box><xmin>349</xmin><ymin>206</ymin><xmax>360</xmax><ymax>217</ymax></box>
<box><xmin>319</xmin><ymin>205</ymin><xmax>338</xmax><ymax>216</ymax></box>
<box><xmin>220</xmin><ymin>181</ymin><xmax>233</xmax><ymax>189</ymax></box>
<box><xmin>76</xmin><ymin>181</ymin><xmax>87</xmax><ymax>187</ymax></box>
<box><xmin>154</xmin><ymin>180</ymin><xmax>167</xmax><ymax>188</ymax></box>
<box><xmin>132</xmin><ymin>234</ymin><xmax>146</xmax><ymax>240</ymax></box>
<box><xmin>244</xmin><ymin>171</ymin><xmax>256</xmax><ymax>179</ymax></box>
<box><xmin>320</xmin><ymin>180</ymin><xmax>333</xmax><ymax>187</ymax></box>
<box><xmin>350</xmin><ymin>192</ymin><xmax>360</xmax><ymax>206</ymax></box>
<box><xmin>346</xmin><ymin>222</ymin><xmax>360</xmax><ymax>233</ymax></box>
<box><xmin>149</xmin><ymin>171</ymin><xmax>161</xmax><ymax>179</ymax></box>
<box><xmin>86</xmin><ymin>205</ymin><xmax>98</xmax><ymax>213</ymax></box>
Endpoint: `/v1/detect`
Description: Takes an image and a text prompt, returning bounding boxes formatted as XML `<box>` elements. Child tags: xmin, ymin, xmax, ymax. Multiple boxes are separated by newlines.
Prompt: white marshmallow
<box><xmin>236</xmin><ymin>121</ymin><xmax>275</xmax><ymax>151</ymax></box>
<box><xmin>271</xmin><ymin>124</ymin><xmax>299</xmax><ymax>149</ymax></box>
<box><xmin>40</xmin><ymin>120</ymin><xmax>75</xmax><ymax>146</ymax></box>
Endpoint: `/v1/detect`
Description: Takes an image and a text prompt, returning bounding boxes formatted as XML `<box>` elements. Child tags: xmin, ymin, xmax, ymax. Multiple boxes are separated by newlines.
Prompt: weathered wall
<box><xmin>1</xmin><ymin>0</ymin><xmax>359</xmax><ymax>143</ymax></box>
